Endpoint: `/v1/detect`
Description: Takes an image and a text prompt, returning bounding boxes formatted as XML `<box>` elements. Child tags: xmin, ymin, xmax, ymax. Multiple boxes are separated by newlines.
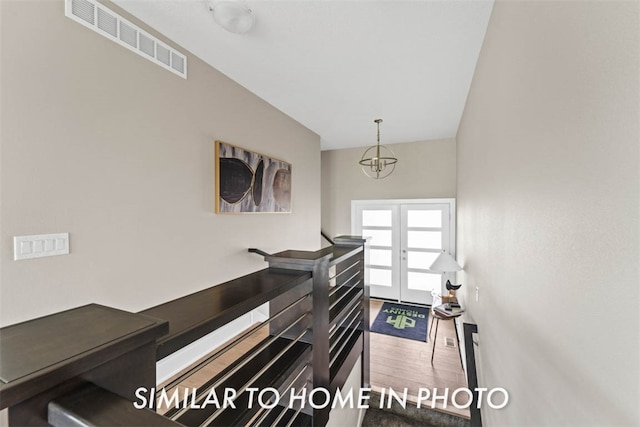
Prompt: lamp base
<box><xmin>444</xmin><ymin>279</ymin><xmax>461</xmax><ymax>305</ymax></box>
<box><xmin>442</xmin><ymin>293</ymin><xmax>458</xmax><ymax>304</ymax></box>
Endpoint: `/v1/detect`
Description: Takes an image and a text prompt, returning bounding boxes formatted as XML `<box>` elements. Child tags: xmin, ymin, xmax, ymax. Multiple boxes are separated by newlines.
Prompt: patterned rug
<box><xmin>370</xmin><ymin>302</ymin><xmax>429</xmax><ymax>342</ymax></box>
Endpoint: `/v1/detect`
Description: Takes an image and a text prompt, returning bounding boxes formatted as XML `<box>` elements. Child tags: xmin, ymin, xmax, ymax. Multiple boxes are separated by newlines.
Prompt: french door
<box><xmin>352</xmin><ymin>199</ymin><xmax>455</xmax><ymax>305</ymax></box>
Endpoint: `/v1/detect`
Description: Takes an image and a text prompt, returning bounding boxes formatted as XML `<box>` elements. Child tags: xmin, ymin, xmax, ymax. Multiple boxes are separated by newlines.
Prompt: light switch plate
<box><xmin>14</xmin><ymin>233</ymin><xmax>69</xmax><ymax>260</ymax></box>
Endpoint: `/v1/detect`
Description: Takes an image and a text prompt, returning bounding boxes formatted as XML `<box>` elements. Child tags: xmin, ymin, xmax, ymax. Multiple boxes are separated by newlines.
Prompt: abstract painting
<box><xmin>215</xmin><ymin>141</ymin><xmax>292</xmax><ymax>213</ymax></box>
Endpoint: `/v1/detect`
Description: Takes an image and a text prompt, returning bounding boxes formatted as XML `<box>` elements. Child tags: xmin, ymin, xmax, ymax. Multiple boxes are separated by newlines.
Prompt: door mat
<box><xmin>370</xmin><ymin>302</ymin><xmax>429</xmax><ymax>342</ymax></box>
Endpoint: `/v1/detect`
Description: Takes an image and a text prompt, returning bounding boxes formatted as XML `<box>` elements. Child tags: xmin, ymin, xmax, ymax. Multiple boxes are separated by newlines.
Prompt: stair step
<box><xmin>367</xmin><ymin>392</ymin><xmax>471</xmax><ymax>427</ymax></box>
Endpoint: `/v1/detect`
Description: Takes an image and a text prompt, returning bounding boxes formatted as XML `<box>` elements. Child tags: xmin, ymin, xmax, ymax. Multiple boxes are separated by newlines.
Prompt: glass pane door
<box><xmin>400</xmin><ymin>203</ymin><xmax>450</xmax><ymax>304</ymax></box>
<box><xmin>355</xmin><ymin>205</ymin><xmax>400</xmax><ymax>300</ymax></box>
<box><xmin>352</xmin><ymin>199</ymin><xmax>455</xmax><ymax>305</ymax></box>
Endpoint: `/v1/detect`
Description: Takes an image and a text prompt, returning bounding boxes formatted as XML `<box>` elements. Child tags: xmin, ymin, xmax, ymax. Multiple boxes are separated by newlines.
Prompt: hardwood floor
<box><xmin>369</xmin><ymin>299</ymin><xmax>470</xmax><ymax>419</ymax></box>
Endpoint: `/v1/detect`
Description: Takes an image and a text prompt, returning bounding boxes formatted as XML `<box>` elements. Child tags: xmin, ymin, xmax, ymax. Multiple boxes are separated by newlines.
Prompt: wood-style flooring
<box><xmin>369</xmin><ymin>299</ymin><xmax>470</xmax><ymax>419</ymax></box>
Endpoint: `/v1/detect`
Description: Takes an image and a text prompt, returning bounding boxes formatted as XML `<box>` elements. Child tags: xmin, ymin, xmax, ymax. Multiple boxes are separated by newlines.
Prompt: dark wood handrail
<box><xmin>321</xmin><ymin>231</ymin><xmax>334</xmax><ymax>245</ymax></box>
<box><xmin>48</xmin><ymin>384</ymin><xmax>182</xmax><ymax>427</ymax></box>
<box><xmin>0</xmin><ymin>305</ymin><xmax>168</xmax><ymax>424</ymax></box>
<box><xmin>248</xmin><ymin>247</ymin><xmax>271</xmax><ymax>257</ymax></box>
<box><xmin>139</xmin><ymin>268</ymin><xmax>311</xmax><ymax>360</ymax></box>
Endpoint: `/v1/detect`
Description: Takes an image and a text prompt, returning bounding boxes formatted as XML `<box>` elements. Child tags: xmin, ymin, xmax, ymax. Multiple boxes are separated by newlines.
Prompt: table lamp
<box><xmin>429</xmin><ymin>250</ymin><xmax>463</xmax><ymax>299</ymax></box>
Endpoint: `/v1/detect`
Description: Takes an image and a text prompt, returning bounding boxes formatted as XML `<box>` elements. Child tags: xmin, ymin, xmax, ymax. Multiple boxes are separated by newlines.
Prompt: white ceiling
<box><xmin>113</xmin><ymin>0</ymin><xmax>494</xmax><ymax>150</ymax></box>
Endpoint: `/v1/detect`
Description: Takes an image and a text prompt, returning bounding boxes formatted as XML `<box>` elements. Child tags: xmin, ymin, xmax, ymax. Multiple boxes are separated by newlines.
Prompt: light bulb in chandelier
<box><xmin>359</xmin><ymin>119</ymin><xmax>398</xmax><ymax>179</ymax></box>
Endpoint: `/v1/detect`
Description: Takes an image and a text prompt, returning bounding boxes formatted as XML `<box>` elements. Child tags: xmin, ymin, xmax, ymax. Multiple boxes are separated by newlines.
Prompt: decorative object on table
<box><xmin>359</xmin><ymin>119</ymin><xmax>398</xmax><ymax>179</ymax></box>
<box><xmin>433</xmin><ymin>303</ymin><xmax>465</xmax><ymax>317</ymax></box>
<box><xmin>370</xmin><ymin>302</ymin><xmax>429</xmax><ymax>342</ymax></box>
<box><xmin>429</xmin><ymin>250</ymin><xmax>463</xmax><ymax>299</ymax></box>
<box><xmin>207</xmin><ymin>0</ymin><xmax>255</xmax><ymax>34</ymax></box>
<box><xmin>215</xmin><ymin>141</ymin><xmax>291</xmax><ymax>213</ymax></box>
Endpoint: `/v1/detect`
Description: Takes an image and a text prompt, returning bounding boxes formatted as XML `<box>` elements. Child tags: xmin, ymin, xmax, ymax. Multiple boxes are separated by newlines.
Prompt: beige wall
<box><xmin>457</xmin><ymin>1</ymin><xmax>639</xmax><ymax>425</ymax></box>
<box><xmin>0</xmin><ymin>0</ymin><xmax>320</xmax><ymax>326</ymax></box>
<box><xmin>321</xmin><ymin>138</ymin><xmax>456</xmax><ymax>238</ymax></box>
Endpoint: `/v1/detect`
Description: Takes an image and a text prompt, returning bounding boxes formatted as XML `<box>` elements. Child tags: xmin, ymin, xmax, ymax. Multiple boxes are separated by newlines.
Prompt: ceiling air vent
<box><xmin>65</xmin><ymin>0</ymin><xmax>187</xmax><ymax>79</ymax></box>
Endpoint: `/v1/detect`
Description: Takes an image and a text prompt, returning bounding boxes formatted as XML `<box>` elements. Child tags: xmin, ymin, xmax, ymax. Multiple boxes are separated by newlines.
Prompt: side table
<box><xmin>430</xmin><ymin>304</ymin><xmax>464</xmax><ymax>367</ymax></box>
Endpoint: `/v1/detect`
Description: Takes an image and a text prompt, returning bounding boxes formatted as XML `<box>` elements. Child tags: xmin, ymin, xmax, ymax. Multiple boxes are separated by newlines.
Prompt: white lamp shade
<box><xmin>429</xmin><ymin>250</ymin><xmax>462</xmax><ymax>272</ymax></box>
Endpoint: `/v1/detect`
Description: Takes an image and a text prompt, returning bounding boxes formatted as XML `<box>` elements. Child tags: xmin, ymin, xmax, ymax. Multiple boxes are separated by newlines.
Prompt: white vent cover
<box><xmin>65</xmin><ymin>0</ymin><xmax>187</xmax><ymax>79</ymax></box>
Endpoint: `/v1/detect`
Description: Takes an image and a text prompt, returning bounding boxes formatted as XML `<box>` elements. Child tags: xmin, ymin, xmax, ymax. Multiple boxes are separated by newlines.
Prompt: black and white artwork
<box><xmin>215</xmin><ymin>141</ymin><xmax>292</xmax><ymax>213</ymax></box>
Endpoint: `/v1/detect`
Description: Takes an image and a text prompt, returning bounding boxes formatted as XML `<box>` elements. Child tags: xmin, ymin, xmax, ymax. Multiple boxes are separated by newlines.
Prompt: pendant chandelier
<box><xmin>359</xmin><ymin>119</ymin><xmax>398</xmax><ymax>179</ymax></box>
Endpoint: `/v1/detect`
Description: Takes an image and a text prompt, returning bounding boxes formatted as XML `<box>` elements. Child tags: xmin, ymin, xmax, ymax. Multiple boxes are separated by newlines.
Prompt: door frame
<box><xmin>351</xmin><ymin>198</ymin><xmax>457</xmax><ymax>302</ymax></box>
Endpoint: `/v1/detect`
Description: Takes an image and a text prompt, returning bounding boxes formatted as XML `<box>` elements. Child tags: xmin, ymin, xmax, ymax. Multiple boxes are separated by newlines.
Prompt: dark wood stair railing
<box><xmin>0</xmin><ymin>304</ymin><xmax>169</xmax><ymax>426</ymax></box>
<box><xmin>256</xmin><ymin>235</ymin><xmax>369</xmax><ymax>426</ymax></box>
<box><xmin>320</xmin><ymin>231</ymin><xmax>334</xmax><ymax>245</ymax></box>
<box><xmin>0</xmin><ymin>236</ymin><xmax>368</xmax><ymax>427</ymax></box>
<box><xmin>48</xmin><ymin>384</ymin><xmax>182</xmax><ymax>427</ymax></box>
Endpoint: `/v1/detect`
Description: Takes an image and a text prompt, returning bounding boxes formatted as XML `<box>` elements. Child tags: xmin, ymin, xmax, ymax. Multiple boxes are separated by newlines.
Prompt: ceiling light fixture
<box><xmin>359</xmin><ymin>119</ymin><xmax>398</xmax><ymax>179</ymax></box>
<box><xmin>208</xmin><ymin>1</ymin><xmax>254</xmax><ymax>34</ymax></box>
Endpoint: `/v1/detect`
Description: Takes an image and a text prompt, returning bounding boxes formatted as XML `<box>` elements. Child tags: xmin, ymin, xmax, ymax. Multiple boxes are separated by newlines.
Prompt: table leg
<box><xmin>430</xmin><ymin>318</ymin><xmax>440</xmax><ymax>365</ymax></box>
<box><xmin>453</xmin><ymin>317</ymin><xmax>463</xmax><ymax>368</ymax></box>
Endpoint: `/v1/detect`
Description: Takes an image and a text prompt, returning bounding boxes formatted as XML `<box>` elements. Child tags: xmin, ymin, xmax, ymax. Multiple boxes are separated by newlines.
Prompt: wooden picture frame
<box><xmin>215</xmin><ymin>141</ymin><xmax>292</xmax><ymax>213</ymax></box>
